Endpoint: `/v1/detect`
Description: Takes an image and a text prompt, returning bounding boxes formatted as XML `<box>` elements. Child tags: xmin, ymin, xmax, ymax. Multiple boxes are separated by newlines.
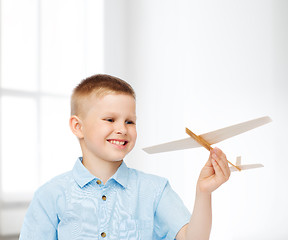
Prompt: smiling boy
<box><xmin>71</xmin><ymin>92</ymin><xmax>137</xmax><ymax>183</ymax></box>
<box><xmin>20</xmin><ymin>74</ymin><xmax>230</xmax><ymax>240</ymax></box>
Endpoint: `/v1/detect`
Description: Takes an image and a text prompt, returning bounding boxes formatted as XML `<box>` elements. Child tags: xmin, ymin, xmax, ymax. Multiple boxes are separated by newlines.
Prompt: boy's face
<box><xmin>78</xmin><ymin>93</ymin><xmax>137</xmax><ymax>164</ymax></box>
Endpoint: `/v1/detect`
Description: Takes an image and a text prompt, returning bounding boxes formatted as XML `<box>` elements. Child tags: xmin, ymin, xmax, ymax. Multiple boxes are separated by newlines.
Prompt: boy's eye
<box><xmin>125</xmin><ymin>120</ymin><xmax>135</xmax><ymax>125</ymax></box>
<box><xmin>105</xmin><ymin>118</ymin><xmax>114</xmax><ymax>122</ymax></box>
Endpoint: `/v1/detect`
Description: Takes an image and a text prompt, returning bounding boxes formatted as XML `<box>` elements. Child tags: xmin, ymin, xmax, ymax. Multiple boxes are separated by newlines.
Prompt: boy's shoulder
<box><xmin>33</xmin><ymin>162</ymin><xmax>170</xmax><ymax>200</ymax></box>
<box><xmin>34</xmin><ymin>170</ymin><xmax>74</xmax><ymax>198</ymax></box>
<box><xmin>128</xmin><ymin>166</ymin><xmax>167</xmax><ymax>181</ymax></box>
<box><xmin>125</xmin><ymin>165</ymin><xmax>169</xmax><ymax>191</ymax></box>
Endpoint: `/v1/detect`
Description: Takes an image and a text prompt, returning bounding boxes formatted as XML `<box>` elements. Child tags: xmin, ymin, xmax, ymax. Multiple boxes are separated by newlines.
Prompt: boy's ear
<box><xmin>69</xmin><ymin>115</ymin><xmax>84</xmax><ymax>139</ymax></box>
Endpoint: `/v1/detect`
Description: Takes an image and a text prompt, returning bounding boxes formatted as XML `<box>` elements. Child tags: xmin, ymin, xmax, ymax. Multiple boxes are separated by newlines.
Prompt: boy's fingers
<box><xmin>206</xmin><ymin>150</ymin><xmax>214</xmax><ymax>167</ymax></box>
<box><xmin>215</xmin><ymin>148</ymin><xmax>229</xmax><ymax>167</ymax></box>
<box><xmin>211</xmin><ymin>156</ymin><xmax>225</xmax><ymax>178</ymax></box>
<box><xmin>212</xmin><ymin>148</ymin><xmax>230</xmax><ymax>180</ymax></box>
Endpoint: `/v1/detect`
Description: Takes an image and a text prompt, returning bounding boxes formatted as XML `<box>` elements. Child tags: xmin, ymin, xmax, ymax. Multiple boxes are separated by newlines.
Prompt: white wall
<box><xmin>104</xmin><ymin>0</ymin><xmax>128</xmax><ymax>79</ymax></box>
<box><xmin>104</xmin><ymin>0</ymin><xmax>288</xmax><ymax>239</ymax></box>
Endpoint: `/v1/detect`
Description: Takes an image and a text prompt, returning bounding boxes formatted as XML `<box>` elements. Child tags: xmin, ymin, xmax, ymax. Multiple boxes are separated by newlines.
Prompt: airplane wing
<box><xmin>143</xmin><ymin>116</ymin><xmax>272</xmax><ymax>154</ymax></box>
<box><xmin>230</xmin><ymin>164</ymin><xmax>264</xmax><ymax>172</ymax></box>
<box><xmin>200</xmin><ymin>116</ymin><xmax>272</xmax><ymax>145</ymax></box>
<box><xmin>143</xmin><ymin>137</ymin><xmax>202</xmax><ymax>154</ymax></box>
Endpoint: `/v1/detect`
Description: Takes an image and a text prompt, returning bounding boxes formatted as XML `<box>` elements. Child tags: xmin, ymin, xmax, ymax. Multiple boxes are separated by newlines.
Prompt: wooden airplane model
<box><xmin>143</xmin><ymin>116</ymin><xmax>272</xmax><ymax>172</ymax></box>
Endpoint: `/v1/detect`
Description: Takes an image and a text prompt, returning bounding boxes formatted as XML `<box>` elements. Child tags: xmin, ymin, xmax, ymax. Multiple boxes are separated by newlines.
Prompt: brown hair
<box><xmin>71</xmin><ymin>74</ymin><xmax>135</xmax><ymax>116</ymax></box>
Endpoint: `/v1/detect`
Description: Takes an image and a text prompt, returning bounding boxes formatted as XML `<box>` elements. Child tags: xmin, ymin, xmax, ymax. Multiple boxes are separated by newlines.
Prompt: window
<box><xmin>0</xmin><ymin>0</ymin><xmax>104</xmax><ymax>202</ymax></box>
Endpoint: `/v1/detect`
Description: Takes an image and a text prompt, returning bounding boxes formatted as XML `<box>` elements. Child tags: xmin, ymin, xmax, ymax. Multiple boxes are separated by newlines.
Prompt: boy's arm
<box><xmin>176</xmin><ymin>147</ymin><xmax>231</xmax><ymax>240</ymax></box>
<box><xmin>20</xmin><ymin>190</ymin><xmax>58</xmax><ymax>240</ymax></box>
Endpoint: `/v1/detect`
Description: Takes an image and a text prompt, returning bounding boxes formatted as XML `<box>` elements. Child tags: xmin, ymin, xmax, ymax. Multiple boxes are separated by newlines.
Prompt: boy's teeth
<box><xmin>110</xmin><ymin>140</ymin><xmax>125</xmax><ymax>145</ymax></box>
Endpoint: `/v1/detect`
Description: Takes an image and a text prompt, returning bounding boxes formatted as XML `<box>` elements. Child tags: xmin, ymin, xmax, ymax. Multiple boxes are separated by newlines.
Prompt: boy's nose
<box><xmin>115</xmin><ymin>123</ymin><xmax>127</xmax><ymax>135</ymax></box>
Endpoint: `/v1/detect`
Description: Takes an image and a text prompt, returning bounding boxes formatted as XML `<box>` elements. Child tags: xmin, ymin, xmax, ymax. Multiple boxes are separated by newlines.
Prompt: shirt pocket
<box><xmin>58</xmin><ymin>213</ymin><xmax>84</xmax><ymax>240</ymax></box>
<box><xmin>118</xmin><ymin>219</ymin><xmax>153</xmax><ymax>239</ymax></box>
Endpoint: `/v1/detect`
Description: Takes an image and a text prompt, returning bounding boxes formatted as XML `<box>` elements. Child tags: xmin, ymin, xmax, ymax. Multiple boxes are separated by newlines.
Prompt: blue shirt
<box><xmin>20</xmin><ymin>158</ymin><xmax>191</xmax><ymax>240</ymax></box>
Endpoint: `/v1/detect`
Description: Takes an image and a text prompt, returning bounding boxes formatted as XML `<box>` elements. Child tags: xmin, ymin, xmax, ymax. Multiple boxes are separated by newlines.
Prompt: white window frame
<box><xmin>0</xmin><ymin>0</ymin><xmax>103</xmax><ymax>204</ymax></box>
<box><xmin>0</xmin><ymin>0</ymin><xmax>104</xmax><ymax>236</ymax></box>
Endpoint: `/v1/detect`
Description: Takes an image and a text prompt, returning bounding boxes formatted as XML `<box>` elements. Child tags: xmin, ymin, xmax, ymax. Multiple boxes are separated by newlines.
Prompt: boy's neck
<box><xmin>82</xmin><ymin>157</ymin><xmax>123</xmax><ymax>184</ymax></box>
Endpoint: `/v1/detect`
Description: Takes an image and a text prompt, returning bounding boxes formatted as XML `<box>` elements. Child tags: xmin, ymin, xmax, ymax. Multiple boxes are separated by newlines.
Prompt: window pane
<box><xmin>1</xmin><ymin>96</ymin><xmax>38</xmax><ymax>195</ymax></box>
<box><xmin>40</xmin><ymin>0</ymin><xmax>97</xmax><ymax>95</ymax></box>
<box><xmin>40</xmin><ymin>96</ymin><xmax>81</xmax><ymax>184</ymax></box>
<box><xmin>0</xmin><ymin>0</ymin><xmax>38</xmax><ymax>91</ymax></box>
<box><xmin>40</xmin><ymin>0</ymin><xmax>104</xmax><ymax>95</ymax></box>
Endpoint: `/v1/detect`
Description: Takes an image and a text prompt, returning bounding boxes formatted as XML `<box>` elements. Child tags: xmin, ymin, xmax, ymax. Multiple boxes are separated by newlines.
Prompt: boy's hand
<box><xmin>177</xmin><ymin>148</ymin><xmax>229</xmax><ymax>240</ymax></box>
<box><xmin>197</xmin><ymin>147</ymin><xmax>231</xmax><ymax>194</ymax></box>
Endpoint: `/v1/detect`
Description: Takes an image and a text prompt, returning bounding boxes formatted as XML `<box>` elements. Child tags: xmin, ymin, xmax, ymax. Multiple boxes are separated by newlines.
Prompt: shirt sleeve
<box><xmin>19</xmin><ymin>188</ymin><xmax>59</xmax><ymax>240</ymax></box>
<box><xmin>153</xmin><ymin>181</ymin><xmax>191</xmax><ymax>240</ymax></box>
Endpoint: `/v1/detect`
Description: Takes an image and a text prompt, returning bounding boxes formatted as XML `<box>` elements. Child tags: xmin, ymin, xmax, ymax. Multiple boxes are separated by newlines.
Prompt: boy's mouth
<box><xmin>107</xmin><ymin>139</ymin><xmax>128</xmax><ymax>146</ymax></box>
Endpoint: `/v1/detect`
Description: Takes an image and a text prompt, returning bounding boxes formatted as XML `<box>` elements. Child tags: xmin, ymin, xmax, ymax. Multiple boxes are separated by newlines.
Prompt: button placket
<box><xmin>98</xmin><ymin>182</ymin><xmax>110</xmax><ymax>239</ymax></box>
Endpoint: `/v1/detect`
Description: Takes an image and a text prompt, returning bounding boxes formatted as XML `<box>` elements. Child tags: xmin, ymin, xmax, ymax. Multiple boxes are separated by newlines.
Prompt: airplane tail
<box><xmin>230</xmin><ymin>156</ymin><xmax>264</xmax><ymax>172</ymax></box>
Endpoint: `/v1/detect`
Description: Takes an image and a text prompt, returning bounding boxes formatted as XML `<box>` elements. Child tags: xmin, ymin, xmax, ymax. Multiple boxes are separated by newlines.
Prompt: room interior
<box><xmin>0</xmin><ymin>0</ymin><xmax>287</xmax><ymax>239</ymax></box>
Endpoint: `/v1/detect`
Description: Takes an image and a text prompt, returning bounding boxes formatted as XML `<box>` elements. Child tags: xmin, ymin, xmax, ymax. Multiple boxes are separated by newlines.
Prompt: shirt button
<box><xmin>96</xmin><ymin>180</ymin><xmax>102</xmax><ymax>185</ymax></box>
<box><xmin>102</xmin><ymin>195</ymin><xmax>107</xmax><ymax>201</ymax></box>
<box><xmin>101</xmin><ymin>232</ymin><xmax>106</xmax><ymax>238</ymax></box>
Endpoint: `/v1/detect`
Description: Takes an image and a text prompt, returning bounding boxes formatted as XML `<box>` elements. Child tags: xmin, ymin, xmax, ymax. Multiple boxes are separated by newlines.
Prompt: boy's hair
<box><xmin>71</xmin><ymin>74</ymin><xmax>135</xmax><ymax>116</ymax></box>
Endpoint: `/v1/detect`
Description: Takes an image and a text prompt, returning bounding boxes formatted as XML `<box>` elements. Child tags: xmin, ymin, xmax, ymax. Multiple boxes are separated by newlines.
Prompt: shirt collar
<box><xmin>110</xmin><ymin>161</ymin><xmax>129</xmax><ymax>189</ymax></box>
<box><xmin>73</xmin><ymin>157</ymin><xmax>96</xmax><ymax>188</ymax></box>
<box><xmin>72</xmin><ymin>157</ymin><xmax>129</xmax><ymax>189</ymax></box>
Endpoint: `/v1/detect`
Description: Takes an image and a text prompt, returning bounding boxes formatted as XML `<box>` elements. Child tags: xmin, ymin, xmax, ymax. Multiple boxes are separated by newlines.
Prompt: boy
<box><xmin>20</xmin><ymin>74</ymin><xmax>231</xmax><ymax>240</ymax></box>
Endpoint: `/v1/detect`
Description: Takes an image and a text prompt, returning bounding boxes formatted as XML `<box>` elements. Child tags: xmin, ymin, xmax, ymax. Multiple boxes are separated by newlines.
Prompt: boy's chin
<box><xmin>107</xmin><ymin>158</ymin><xmax>124</xmax><ymax>163</ymax></box>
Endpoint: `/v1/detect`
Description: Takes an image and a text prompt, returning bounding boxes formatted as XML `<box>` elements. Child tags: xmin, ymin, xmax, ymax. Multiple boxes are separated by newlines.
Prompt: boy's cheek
<box><xmin>130</xmin><ymin>127</ymin><xmax>137</xmax><ymax>139</ymax></box>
